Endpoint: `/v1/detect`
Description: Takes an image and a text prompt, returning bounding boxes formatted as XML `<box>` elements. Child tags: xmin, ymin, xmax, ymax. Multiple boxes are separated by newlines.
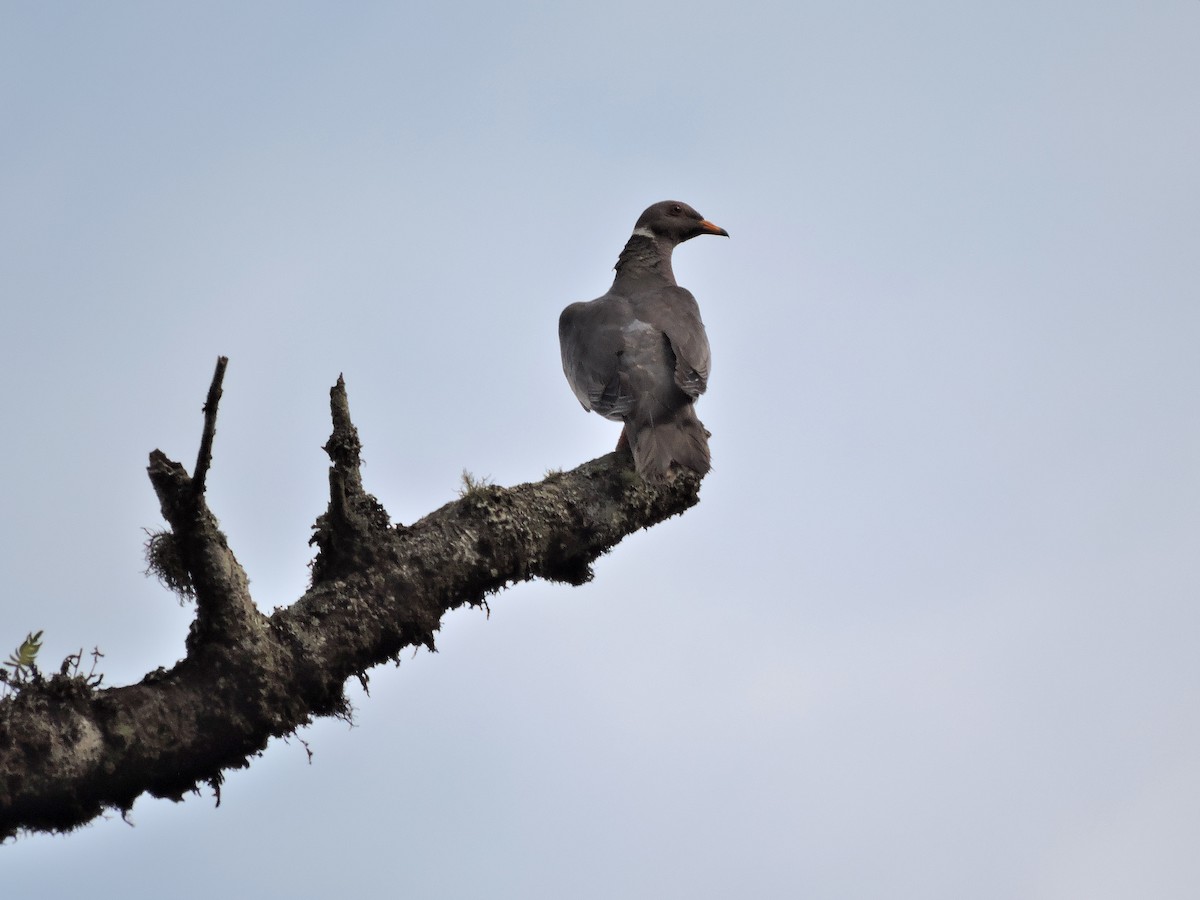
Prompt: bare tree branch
<box><xmin>0</xmin><ymin>360</ymin><xmax>702</xmax><ymax>840</ymax></box>
<box><xmin>192</xmin><ymin>355</ymin><xmax>228</xmax><ymax>495</ymax></box>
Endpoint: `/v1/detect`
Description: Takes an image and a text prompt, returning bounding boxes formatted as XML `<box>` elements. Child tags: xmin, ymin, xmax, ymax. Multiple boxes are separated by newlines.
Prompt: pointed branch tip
<box><xmin>193</xmin><ymin>356</ymin><xmax>229</xmax><ymax>494</ymax></box>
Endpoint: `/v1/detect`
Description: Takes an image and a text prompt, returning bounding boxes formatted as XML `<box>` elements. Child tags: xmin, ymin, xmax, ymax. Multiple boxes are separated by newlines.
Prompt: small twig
<box><xmin>193</xmin><ymin>356</ymin><xmax>229</xmax><ymax>494</ymax></box>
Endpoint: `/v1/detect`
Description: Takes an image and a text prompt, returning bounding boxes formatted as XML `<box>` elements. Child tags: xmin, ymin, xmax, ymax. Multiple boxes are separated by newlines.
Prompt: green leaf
<box><xmin>5</xmin><ymin>630</ymin><xmax>43</xmax><ymax>672</ymax></box>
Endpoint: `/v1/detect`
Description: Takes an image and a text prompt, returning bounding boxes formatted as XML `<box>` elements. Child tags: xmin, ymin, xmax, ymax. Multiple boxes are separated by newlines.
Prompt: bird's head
<box><xmin>632</xmin><ymin>201</ymin><xmax>729</xmax><ymax>247</ymax></box>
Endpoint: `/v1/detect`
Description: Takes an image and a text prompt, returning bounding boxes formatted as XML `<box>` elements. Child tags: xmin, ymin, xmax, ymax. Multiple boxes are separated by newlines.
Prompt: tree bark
<box><xmin>0</xmin><ymin>362</ymin><xmax>701</xmax><ymax>840</ymax></box>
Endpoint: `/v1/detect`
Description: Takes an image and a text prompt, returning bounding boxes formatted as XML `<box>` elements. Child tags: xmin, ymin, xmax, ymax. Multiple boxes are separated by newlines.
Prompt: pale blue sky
<box><xmin>3</xmin><ymin>3</ymin><xmax>1199</xmax><ymax>897</ymax></box>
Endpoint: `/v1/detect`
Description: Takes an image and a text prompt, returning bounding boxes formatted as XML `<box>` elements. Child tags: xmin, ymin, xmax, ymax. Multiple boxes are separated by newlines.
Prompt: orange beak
<box><xmin>699</xmin><ymin>219</ymin><xmax>729</xmax><ymax>237</ymax></box>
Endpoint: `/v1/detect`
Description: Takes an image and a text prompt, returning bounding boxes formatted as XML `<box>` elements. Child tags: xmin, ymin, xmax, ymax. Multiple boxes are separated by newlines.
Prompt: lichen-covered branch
<box><xmin>0</xmin><ymin>361</ymin><xmax>702</xmax><ymax>840</ymax></box>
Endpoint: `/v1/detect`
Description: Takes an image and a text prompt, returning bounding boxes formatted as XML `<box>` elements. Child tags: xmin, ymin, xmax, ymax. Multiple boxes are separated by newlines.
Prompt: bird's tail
<box><xmin>626</xmin><ymin>405</ymin><xmax>711</xmax><ymax>484</ymax></box>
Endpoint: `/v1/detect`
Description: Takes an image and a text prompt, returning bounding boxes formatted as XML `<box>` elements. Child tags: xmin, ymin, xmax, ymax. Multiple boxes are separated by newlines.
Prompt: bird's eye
<box><xmin>670</xmin><ymin>204</ymin><xmax>682</xmax><ymax>215</ymax></box>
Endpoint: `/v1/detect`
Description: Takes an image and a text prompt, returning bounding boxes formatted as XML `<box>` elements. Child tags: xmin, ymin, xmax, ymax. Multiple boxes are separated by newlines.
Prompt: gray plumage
<box><xmin>559</xmin><ymin>200</ymin><xmax>728</xmax><ymax>483</ymax></box>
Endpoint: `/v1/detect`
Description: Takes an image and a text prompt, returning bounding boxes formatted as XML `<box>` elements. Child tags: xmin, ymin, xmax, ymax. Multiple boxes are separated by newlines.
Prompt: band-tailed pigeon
<box><xmin>559</xmin><ymin>200</ymin><xmax>728</xmax><ymax>483</ymax></box>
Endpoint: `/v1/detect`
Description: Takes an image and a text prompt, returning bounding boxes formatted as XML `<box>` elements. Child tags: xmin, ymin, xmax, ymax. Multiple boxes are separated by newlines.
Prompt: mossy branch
<box><xmin>0</xmin><ymin>358</ymin><xmax>702</xmax><ymax>840</ymax></box>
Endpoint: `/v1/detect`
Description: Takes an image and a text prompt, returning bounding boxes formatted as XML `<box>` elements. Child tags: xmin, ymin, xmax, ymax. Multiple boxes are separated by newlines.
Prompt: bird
<box><xmin>558</xmin><ymin>200</ymin><xmax>728</xmax><ymax>483</ymax></box>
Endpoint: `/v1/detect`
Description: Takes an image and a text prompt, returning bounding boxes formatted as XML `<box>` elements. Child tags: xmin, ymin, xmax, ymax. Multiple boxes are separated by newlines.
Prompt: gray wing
<box><xmin>559</xmin><ymin>297</ymin><xmax>637</xmax><ymax>420</ymax></box>
<box><xmin>635</xmin><ymin>286</ymin><xmax>710</xmax><ymax>399</ymax></box>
